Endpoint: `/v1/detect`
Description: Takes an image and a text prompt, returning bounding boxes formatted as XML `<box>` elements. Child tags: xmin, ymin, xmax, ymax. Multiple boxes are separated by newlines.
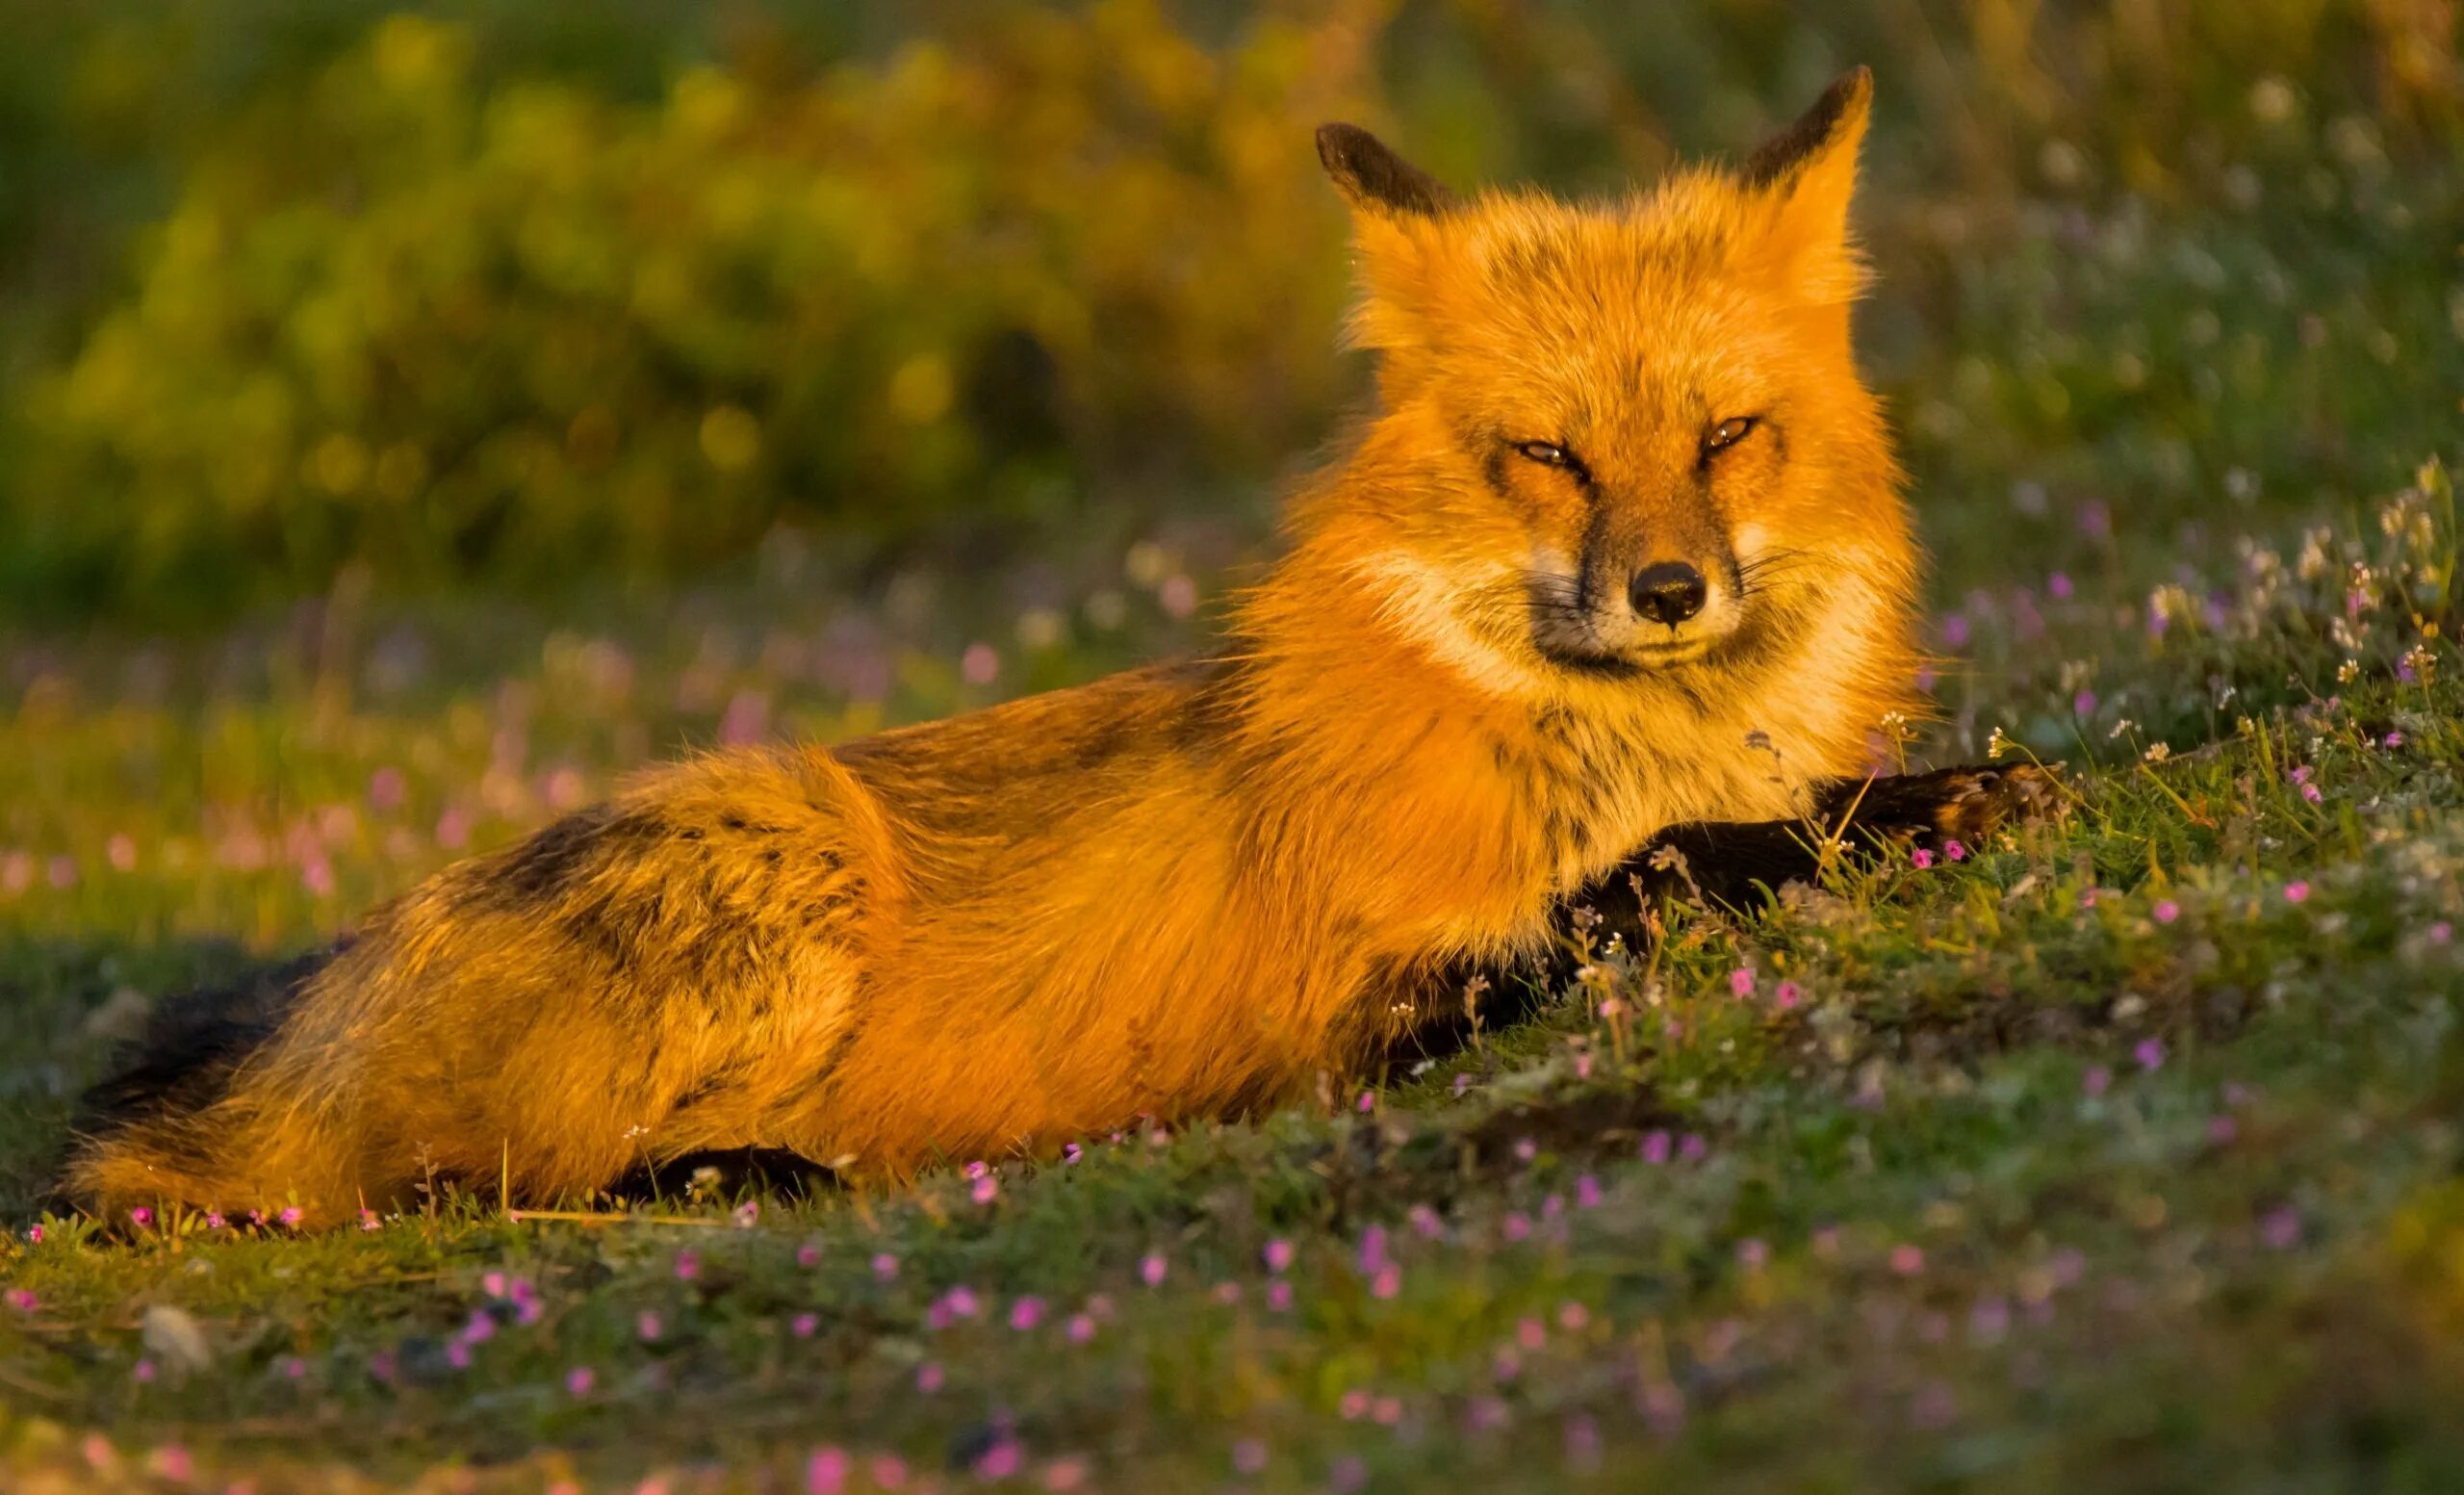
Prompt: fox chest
<box><xmin>1493</xmin><ymin>709</ymin><xmax>1819</xmax><ymax>893</ymax></box>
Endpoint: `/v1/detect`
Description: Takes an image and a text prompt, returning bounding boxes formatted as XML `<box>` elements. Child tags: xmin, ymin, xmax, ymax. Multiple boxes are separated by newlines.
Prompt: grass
<box><xmin>7</xmin><ymin>59</ymin><xmax>2464</xmax><ymax>1495</ymax></box>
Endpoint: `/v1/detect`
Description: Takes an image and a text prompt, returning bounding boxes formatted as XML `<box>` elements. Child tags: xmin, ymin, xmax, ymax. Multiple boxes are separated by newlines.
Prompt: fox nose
<box><xmin>1629</xmin><ymin>561</ymin><xmax>1708</xmax><ymax>626</ymax></box>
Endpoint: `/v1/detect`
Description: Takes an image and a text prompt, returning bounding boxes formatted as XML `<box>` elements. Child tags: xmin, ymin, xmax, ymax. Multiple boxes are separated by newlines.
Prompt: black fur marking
<box><xmin>1480</xmin><ymin>445</ymin><xmax>1511</xmax><ymax>501</ymax></box>
<box><xmin>494</xmin><ymin>806</ymin><xmax>616</xmax><ymax>899</ymax></box>
<box><xmin>669</xmin><ymin>1062</ymin><xmax>754</xmax><ymax>1115</ymax></box>
<box><xmin>1743</xmin><ymin>66</ymin><xmax>1871</xmax><ymax>189</ymax></box>
<box><xmin>1316</xmin><ymin>122</ymin><xmax>1456</xmax><ymax>218</ymax></box>
<box><xmin>73</xmin><ymin>942</ymin><xmax>346</xmax><ymax>1143</ymax></box>
<box><xmin>1164</xmin><ymin>654</ymin><xmax>1245</xmax><ymax>755</ymax></box>
<box><xmin>556</xmin><ymin>884</ymin><xmax>658</xmax><ymax>978</ymax></box>
<box><xmin>492</xmin><ymin>806</ymin><xmax>667</xmax><ymax>905</ymax></box>
<box><xmin>1533</xmin><ymin>643</ymin><xmax>1643</xmax><ymax>681</ymax></box>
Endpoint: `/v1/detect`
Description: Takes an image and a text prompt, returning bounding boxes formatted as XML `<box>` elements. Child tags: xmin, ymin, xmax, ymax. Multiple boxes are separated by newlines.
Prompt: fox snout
<box><xmin>1527</xmin><ymin>537</ymin><xmax>1744</xmax><ymax>674</ymax></box>
<box><xmin>1628</xmin><ymin>560</ymin><xmax>1709</xmax><ymax>627</ymax></box>
<box><xmin>1595</xmin><ymin>544</ymin><xmax>1740</xmax><ymax>647</ymax></box>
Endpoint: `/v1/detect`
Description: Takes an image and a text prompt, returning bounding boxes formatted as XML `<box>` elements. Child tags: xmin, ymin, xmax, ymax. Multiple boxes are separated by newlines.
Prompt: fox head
<box><xmin>1306</xmin><ymin>69</ymin><xmax>1915</xmax><ymax>711</ymax></box>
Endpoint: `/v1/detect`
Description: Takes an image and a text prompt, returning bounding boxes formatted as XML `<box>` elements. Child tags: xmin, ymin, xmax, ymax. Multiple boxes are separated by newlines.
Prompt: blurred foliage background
<box><xmin>0</xmin><ymin>0</ymin><xmax>2456</xmax><ymax>623</ymax></box>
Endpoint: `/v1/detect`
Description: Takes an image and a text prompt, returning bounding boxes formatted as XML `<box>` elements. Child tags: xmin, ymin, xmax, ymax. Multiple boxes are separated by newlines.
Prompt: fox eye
<box><xmin>1515</xmin><ymin>441</ymin><xmax>1578</xmax><ymax>470</ymax></box>
<box><xmin>1702</xmin><ymin>416</ymin><xmax>1758</xmax><ymax>457</ymax></box>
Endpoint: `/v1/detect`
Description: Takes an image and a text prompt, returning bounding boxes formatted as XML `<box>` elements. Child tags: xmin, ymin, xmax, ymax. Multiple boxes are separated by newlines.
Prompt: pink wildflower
<box><xmin>806</xmin><ymin>1447</ymin><xmax>850</xmax><ymax>1495</ymax></box>
<box><xmin>975</xmin><ymin>1441</ymin><xmax>1023</xmax><ymax>1481</ymax></box>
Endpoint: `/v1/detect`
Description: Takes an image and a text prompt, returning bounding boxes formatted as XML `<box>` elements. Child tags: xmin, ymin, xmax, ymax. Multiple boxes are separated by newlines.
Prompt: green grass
<box><xmin>7</xmin><ymin>493</ymin><xmax>2464</xmax><ymax>1494</ymax></box>
<box><xmin>8</xmin><ymin>663</ymin><xmax>2464</xmax><ymax>1493</ymax></box>
<box><xmin>7</xmin><ymin>35</ymin><xmax>2464</xmax><ymax>1493</ymax></box>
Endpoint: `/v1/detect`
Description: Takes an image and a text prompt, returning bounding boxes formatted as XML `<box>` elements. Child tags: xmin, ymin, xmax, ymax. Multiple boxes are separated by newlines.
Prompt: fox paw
<box><xmin>1926</xmin><ymin>763</ymin><xmax>2066</xmax><ymax>846</ymax></box>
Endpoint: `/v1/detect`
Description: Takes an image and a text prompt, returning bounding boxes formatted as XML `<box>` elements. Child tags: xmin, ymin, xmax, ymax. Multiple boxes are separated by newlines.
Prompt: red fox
<box><xmin>67</xmin><ymin>69</ymin><xmax>2053</xmax><ymax>1224</ymax></box>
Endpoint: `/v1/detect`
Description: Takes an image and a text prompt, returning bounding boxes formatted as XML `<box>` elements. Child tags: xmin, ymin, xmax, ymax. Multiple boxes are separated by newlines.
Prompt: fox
<box><xmin>65</xmin><ymin>68</ymin><xmax>2057</xmax><ymax>1225</ymax></box>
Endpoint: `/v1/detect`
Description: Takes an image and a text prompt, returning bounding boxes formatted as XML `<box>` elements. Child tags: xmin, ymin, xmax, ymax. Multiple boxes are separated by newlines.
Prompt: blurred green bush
<box><xmin>0</xmin><ymin>0</ymin><xmax>2454</xmax><ymax>619</ymax></box>
<box><xmin>10</xmin><ymin>3</ymin><xmax>1388</xmax><ymax>610</ymax></box>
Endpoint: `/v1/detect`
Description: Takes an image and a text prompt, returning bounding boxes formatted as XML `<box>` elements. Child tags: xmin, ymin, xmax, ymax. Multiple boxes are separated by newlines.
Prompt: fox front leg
<box><xmin>1558</xmin><ymin>762</ymin><xmax>2067</xmax><ymax>963</ymax></box>
<box><xmin>1393</xmin><ymin>764</ymin><xmax>2066</xmax><ymax>1060</ymax></box>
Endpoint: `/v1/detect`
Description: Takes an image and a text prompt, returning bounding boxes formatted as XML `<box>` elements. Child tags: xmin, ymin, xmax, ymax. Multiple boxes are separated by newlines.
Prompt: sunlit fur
<box><xmin>69</xmin><ymin>74</ymin><xmax>1919</xmax><ymax>1224</ymax></box>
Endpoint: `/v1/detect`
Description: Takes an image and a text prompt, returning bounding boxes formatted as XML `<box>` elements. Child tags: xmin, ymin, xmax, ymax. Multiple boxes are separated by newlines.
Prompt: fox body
<box><xmin>70</xmin><ymin>72</ymin><xmax>1927</xmax><ymax>1223</ymax></box>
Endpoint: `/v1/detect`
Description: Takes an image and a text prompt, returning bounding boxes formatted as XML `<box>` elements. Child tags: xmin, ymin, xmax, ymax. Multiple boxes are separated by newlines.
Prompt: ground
<box><xmin>6</xmin><ymin>87</ymin><xmax>2464</xmax><ymax>1495</ymax></box>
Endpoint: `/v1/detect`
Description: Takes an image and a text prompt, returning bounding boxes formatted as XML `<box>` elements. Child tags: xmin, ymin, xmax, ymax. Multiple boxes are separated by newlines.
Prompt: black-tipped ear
<box><xmin>1316</xmin><ymin>123</ymin><xmax>1456</xmax><ymax>218</ymax></box>
<box><xmin>1743</xmin><ymin>66</ymin><xmax>1874</xmax><ymax>188</ymax></box>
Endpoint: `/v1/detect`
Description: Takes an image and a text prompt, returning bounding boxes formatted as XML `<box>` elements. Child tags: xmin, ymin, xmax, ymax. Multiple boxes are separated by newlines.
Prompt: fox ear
<box><xmin>1316</xmin><ymin>124</ymin><xmax>1456</xmax><ymax>357</ymax></box>
<box><xmin>1316</xmin><ymin>123</ymin><xmax>1456</xmax><ymax>219</ymax></box>
<box><xmin>1742</xmin><ymin>67</ymin><xmax>1874</xmax><ymax>304</ymax></box>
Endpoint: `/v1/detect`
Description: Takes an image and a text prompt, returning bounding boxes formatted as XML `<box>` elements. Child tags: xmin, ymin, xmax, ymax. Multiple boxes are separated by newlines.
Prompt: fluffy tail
<box><xmin>59</xmin><ymin>944</ymin><xmax>342</xmax><ymax>1221</ymax></box>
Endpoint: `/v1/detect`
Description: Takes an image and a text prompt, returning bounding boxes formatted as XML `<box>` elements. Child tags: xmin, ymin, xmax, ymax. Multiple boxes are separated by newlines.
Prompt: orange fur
<box><xmin>68</xmin><ymin>71</ymin><xmax>1920</xmax><ymax>1223</ymax></box>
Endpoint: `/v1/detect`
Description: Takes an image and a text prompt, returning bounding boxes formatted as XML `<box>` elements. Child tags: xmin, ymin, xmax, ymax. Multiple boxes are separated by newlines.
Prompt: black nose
<box><xmin>1629</xmin><ymin>561</ymin><xmax>1708</xmax><ymax>626</ymax></box>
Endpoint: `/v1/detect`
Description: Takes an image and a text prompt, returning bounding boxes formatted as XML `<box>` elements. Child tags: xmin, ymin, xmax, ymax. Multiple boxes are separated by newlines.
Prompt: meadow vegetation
<box><xmin>3</xmin><ymin>1</ymin><xmax>2463</xmax><ymax>1489</ymax></box>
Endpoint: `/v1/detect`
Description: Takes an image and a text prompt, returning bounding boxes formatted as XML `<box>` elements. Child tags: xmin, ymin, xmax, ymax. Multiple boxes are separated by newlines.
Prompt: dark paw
<box><xmin>1926</xmin><ymin>763</ymin><xmax>2066</xmax><ymax>846</ymax></box>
